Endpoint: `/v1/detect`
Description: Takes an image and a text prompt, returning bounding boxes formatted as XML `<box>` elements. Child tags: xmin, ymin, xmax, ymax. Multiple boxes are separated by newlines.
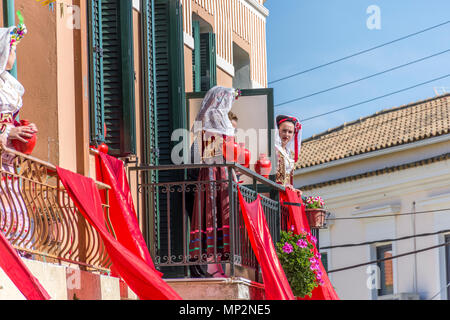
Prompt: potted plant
<box><xmin>304</xmin><ymin>196</ymin><xmax>326</xmax><ymax>229</ymax></box>
<box><xmin>276</xmin><ymin>228</ymin><xmax>324</xmax><ymax>298</ymax></box>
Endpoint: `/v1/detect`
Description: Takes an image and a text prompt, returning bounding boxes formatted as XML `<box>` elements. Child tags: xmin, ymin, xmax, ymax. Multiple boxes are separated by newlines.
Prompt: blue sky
<box><xmin>265</xmin><ymin>0</ymin><xmax>450</xmax><ymax>139</ymax></box>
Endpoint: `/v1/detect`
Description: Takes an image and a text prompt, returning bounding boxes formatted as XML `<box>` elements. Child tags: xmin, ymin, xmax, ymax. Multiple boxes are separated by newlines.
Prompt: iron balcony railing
<box><xmin>0</xmin><ymin>146</ymin><xmax>113</xmax><ymax>273</ymax></box>
<box><xmin>128</xmin><ymin>162</ymin><xmax>287</xmax><ymax>280</ymax></box>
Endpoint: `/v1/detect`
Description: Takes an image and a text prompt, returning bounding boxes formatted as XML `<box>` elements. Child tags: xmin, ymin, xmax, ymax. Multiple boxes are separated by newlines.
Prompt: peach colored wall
<box><xmin>131</xmin><ymin>8</ymin><xmax>143</xmax><ymax>232</ymax></box>
<box><xmin>184</xmin><ymin>45</ymin><xmax>193</xmax><ymax>93</ymax></box>
<box><xmin>217</xmin><ymin>67</ymin><xmax>233</xmax><ymax>87</ymax></box>
<box><xmin>56</xmin><ymin>0</ymin><xmax>77</xmax><ymax>172</ymax></box>
<box><xmin>15</xmin><ymin>0</ymin><xmax>59</xmax><ymax>165</ymax></box>
<box><xmin>13</xmin><ymin>1</ymin><xmax>84</xmax><ymax>172</ymax></box>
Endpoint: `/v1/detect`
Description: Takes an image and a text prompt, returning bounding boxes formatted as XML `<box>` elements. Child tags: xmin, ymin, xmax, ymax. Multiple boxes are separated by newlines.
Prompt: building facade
<box><xmin>0</xmin><ymin>0</ymin><xmax>273</xmax><ymax>299</ymax></box>
<box><xmin>294</xmin><ymin>94</ymin><xmax>450</xmax><ymax>300</ymax></box>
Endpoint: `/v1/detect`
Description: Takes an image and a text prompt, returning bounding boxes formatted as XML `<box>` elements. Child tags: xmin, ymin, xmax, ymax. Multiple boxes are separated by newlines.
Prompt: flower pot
<box><xmin>305</xmin><ymin>208</ymin><xmax>326</xmax><ymax>229</ymax></box>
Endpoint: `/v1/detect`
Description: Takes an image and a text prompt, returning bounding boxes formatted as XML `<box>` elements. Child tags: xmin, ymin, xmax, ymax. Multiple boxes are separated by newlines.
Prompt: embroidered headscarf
<box><xmin>0</xmin><ymin>25</ymin><xmax>26</xmax><ymax>114</ymax></box>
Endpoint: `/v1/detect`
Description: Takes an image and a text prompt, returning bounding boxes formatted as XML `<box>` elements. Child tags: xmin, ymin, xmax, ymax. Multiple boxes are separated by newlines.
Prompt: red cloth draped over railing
<box><xmin>238</xmin><ymin>189</ymin><xmax>295</xmax><ymax>300</ymax></box>
<box><xmin>280</xmin><ymin>189</ymin><xmax>339</xmax><ymax>300</ymax></box>
<box><xmin>56</xmin><ymin>166</ymin><xmax>181</xmax><ymax>300</ymax></box>
<box><xmin>0</xmin><ymin>232</ymin><xmax>50</xmax><ymax>300</ymax></box>
<box><xmin>95</xmin><ymin>152</ymin><xmax>160</xmax><ymax>274</ymax></box>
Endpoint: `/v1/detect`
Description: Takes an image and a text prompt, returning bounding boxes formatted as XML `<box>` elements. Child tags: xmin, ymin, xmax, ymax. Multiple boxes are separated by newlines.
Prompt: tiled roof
<box><xmin>299</xmin><ymin>153</ymin><xmax>450</xmax><ymax>191</ymax></box>
<box><xmin>298</xmin><ymin>94</ymin><xmax>450</xmax><ymax>169</ymax></box>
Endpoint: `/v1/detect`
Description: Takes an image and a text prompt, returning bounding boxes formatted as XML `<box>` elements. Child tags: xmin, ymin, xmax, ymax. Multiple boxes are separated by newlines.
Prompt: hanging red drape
<box><xmin>237</xmin><ymin>189</ymin><xmax>295</xmax><ymax>300</ymax></box>
<box><xmin>95</xmin><ymin>152</ymin><xmax>159</xmax><ymax>274</ymax></box>
<box><xmin>280</xmin><ymin>189</ymin><xmax>339</xmax><ymax>300</ymax></box>
<box><xmin>56</xmin><ymin>166</ymin><xmax>181</xmax><ymax>300</ymax></box>
<box><xmin>0</xmin><ymin>232</ymin><xmax>50</xmax><ymax>300</ymax></box>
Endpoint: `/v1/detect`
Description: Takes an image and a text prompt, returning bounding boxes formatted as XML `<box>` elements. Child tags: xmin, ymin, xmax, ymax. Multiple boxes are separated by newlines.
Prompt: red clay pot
<box><xmin>12</xmin><ymin>119</ymin><xmax>37</xmax><ymax>155</ymax></box>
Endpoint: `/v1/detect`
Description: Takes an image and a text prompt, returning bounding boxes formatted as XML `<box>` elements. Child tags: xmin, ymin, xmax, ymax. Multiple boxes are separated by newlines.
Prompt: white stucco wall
<box><xmin>298</xmin><ymin>155</ymin><xmax>450</xmax><ymax>300</ymax></box>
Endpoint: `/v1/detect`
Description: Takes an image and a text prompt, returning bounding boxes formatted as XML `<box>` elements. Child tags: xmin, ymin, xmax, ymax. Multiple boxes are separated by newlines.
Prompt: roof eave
<box><xmin>295</xmin><ymin>133</ymin><xmax>450</xmax><ymax>176</ymax></box>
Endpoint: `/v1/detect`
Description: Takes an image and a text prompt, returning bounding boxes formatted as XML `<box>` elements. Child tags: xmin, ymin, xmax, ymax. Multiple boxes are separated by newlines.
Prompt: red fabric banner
<box><xmin>0</xmin><ymin>232</ymin><xmax>50</xmax><ymax>300</ymax></box>
<box><xmin>237</xmin><ymin>189</ymin><xmax>295</xmax><ymax>300</ymax></box>
<box><xmin>95</xmin><ymin>152</ymin><xmax>159</xmax><ymax>274</ymax></box>
<box><xmin>280</xmin><ymin>189</ymin><xmax>339</xmax><ymax>300</ymax></box>
<box><xmin>56</xmin><ymin>166</ymin><xmax>181</xmax><ymax>300</ymax></box>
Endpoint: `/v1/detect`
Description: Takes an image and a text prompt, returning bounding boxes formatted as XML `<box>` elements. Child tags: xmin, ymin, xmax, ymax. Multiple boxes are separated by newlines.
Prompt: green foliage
<box><xmin>276</xmin><ymin>230</ymin><xmax>321</xmax><ymax>298</ymax></box>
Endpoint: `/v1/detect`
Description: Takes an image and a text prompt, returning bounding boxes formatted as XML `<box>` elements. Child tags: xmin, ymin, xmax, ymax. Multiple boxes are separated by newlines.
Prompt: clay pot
<box><xmin>255</xmin><ymin>154</ymin><xmax>272</xmax><ymax>178</ymax></box>
<box><xmin>305</xmin><ymin>209</ymin><xmax>326</xmax><ymax>229</ymax></box>
<box><xmin>12</xmin><ymin>119</ymin><xmax>37</xmax><ymax>155</ymax></box>
<box><xmin>222</xmin><ymin>137</ymin><xmax>239</xmax><ymax>162</ymax></box>
<box><xmin>98</xmin><ymin>143</ymin><xmax>109</xmax><ymax>154</ymax></box>
<box><xmin>237</xmin><ymin>143</ymin><xmax>251</xmax><ymax>168</ymax></box>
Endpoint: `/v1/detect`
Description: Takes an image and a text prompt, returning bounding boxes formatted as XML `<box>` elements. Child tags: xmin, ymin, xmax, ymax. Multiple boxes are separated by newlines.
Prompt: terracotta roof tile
<box><xmin>298</xmin><ymin>94</ymin><xmax>450</xmax><ymax>168</ymax></box>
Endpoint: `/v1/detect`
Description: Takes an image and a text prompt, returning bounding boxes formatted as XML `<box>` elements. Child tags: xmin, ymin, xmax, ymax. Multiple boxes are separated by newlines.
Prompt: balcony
<box><xmin>128</xmin><ymin>162</ymin><xmax>290</xmax><ymax>300</ymax></box>
<box><xmin>0</xmin><ymin>146</ymin><xmax>135</xmax><ymax>300</ymax></box>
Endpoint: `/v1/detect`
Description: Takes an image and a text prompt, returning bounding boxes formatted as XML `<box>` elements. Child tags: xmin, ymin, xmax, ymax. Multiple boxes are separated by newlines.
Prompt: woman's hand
<box><xmin>8</xmin><ymin>126</ymin><xmax>35</xmax><ymax>143</ymax></box>
<box><xmin>27</xmin><ymin>123</ymin><xmax>38</xmax><ymax>133</ymax></box>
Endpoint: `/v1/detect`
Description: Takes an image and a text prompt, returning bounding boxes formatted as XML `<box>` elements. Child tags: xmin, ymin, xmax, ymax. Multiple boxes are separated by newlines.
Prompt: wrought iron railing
<box><xmin>0</xmin><ymin>146</ymin><xmax>113</xmax><ymax>273</ymax></box>
<box><xmin>127</xmin><ymin>162</ymin><xmax>286</xmax><ymax>279</ymax></box>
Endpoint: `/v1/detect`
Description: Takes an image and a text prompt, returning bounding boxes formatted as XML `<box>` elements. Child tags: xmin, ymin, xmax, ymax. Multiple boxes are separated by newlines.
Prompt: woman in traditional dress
<box><xmin>0</xmin><ymin>22</ymin><xmax>37</xmax><ymax>248</ymax></box>
<box><xmin>275</xmin><ymin>115</ymin><xmax>302</xmax><ymax>193</ymax></box>
<box><xmin>189</xmin><ymin>86</ymin><xmax>240</xmax><ymax>277</ymax></box>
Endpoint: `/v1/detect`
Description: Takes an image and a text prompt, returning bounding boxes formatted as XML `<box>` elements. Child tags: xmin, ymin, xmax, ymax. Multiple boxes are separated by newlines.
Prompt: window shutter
<box><xmin>200</xmin><ymin>32</ymin><xmax>217</xmax><ymax>91</ymax></box>
<box><xmin>88</xmin><ymin>0</ymin><xmax>105</xmax><ymax>144</ymax></box>
<box><xmin>192</xmin><ymin>20</ymin><xmax>201</xmax><ymax>92</ymax></box>
<box><xmin>141</xmin><ymin>0</ymin><xmax>159</xmax><ymax>251</ymax></box>
<box><xmin>154</xmin><ymin>0</ymin><xmax>186</xmax><ymax>276</ymax></box>
<box><xmin>88</xmin><ymin>0</ymin><xmax>136</xmax><ymax>156</ymax></box>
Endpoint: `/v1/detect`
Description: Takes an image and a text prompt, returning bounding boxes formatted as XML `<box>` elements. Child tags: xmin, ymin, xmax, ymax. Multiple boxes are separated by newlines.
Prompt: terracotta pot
<box><xmin>243</xmin><ymin>148</ymin><xmax>251</xmax><ymax>168</ymax></box>
<box><xmin>222</xmin><ymin>137</ymin><xmax>239</xmax><ymax>162</ymax></box>
<box><xmin>237</xmin><ymin>143</ymin><xmax>251</xmax><ymax>168</ymax></box>
<box><xmin>12</xmin><ymin>119</ymin><xmax>37</xmax><ymax>155</ymax></box>
<box><xmin>305</xmin><ymin>208</ymin><xmax>326</xmax><ymax>229</ymax></box>
<box><xmin>255</xmin><ymin>154</ymin><xmax>272</xmax><ymax>178</ymax></box>
<box><xmin>98</xmin><ymin>143</ymin><xmax>109</xmax><ymax>154</ymax></box>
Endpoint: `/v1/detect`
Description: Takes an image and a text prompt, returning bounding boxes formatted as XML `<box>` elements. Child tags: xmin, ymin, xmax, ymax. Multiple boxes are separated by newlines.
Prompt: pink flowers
<box><xmin>297</xmin><ymin>239</ymin><xmax>308</xmax><ymax>249</ymax></box>
<box><xmin>282</xmin><ymin>242</ymin><xmax>294</xmax><ymax>254</ymax></box>
<box><xmin>276</xmin><ymin>230</ymin><xmax>326</xmax><ymax>297</ymax></box>
<box><xmin>305</xmin><ymin>195</ymin><xmax>325</xmax><ymax>209</ymax></box>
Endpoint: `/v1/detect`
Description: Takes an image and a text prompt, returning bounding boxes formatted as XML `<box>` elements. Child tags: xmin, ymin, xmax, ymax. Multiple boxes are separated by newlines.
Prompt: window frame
<box><xmin>376</xmin><ymin>244</ymin><xmax>394</xmax><ymax>297</ymax></box>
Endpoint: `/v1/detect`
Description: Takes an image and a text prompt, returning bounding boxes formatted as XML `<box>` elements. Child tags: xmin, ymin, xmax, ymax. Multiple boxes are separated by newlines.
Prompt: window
<box><xmin>192</xmin><ymin>18</ymin><xmax>217</xmax><ymax>92</ymax></box>
<box><xmin>321</xmin><ymin>252</ymin><xmax>328</xmax><ymax>273</ymax></box>
<box><xmin>446</xmin><ymin>235</ymin><xmax>450</xmax><ymax>300</ymax></box>
<box><xmin>88</xmin><ymin>0</ymin><xmax>136</xmax><ymax>156</ymax></box>
<box><xmin>377</xmin><ymin>244</ymin><xmax>394</xmax><ymax>296</ymax></box>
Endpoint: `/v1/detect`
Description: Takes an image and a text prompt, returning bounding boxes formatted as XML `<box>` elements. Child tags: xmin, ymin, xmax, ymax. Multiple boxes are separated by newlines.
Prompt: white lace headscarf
<box><xmin>191</xmin><ymin>86</ymin><xmax>237</xmax><ymax>164</ymax></box>
<box><xmin>0</xmin><ymin>26</ymin><xmax>25</xmax><ymax>114</ymax></box>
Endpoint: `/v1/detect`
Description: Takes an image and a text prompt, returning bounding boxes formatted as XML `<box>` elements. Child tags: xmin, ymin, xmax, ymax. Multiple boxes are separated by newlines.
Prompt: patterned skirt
<box><xmin>189</xmin><ymin>166</ymin><xmax>230</xmax><ymax>261</ymax></box>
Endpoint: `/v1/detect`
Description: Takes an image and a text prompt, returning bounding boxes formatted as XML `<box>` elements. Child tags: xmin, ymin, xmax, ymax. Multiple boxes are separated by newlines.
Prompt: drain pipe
<box><xmin>412</xmin><ymin>201</ymin><xmax>418</xmax><ymax>295</ymax></box>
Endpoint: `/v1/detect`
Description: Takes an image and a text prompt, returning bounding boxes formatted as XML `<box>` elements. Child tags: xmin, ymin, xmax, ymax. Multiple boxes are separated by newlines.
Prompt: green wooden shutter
<box><xmin>154</xmin><ymin>0</ymin><xmax>186</xmax><ymax>277</ymax></box>
<box><xmin>141</xmin><ymin>0</ymin><xmax>159</xmax><ymax>252</ymax></box>
<box><xmin>88</xmin><ymin>0</ymin><xmax>105</xmax><ymax>144</ymax></box>
<box><xmin>88</xmin><ymin>0</ymin><xmax>136</xmax><ymax>156</ymax></box>
<box><xmin>192</xmin><ymin>20</ymin><xmax>201</xmax><ymax>92</ymax></box>
<box><xmin>200</xmin><ymin>32</ymin><xmax>217</xmax><ymax>91</ymax></box>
